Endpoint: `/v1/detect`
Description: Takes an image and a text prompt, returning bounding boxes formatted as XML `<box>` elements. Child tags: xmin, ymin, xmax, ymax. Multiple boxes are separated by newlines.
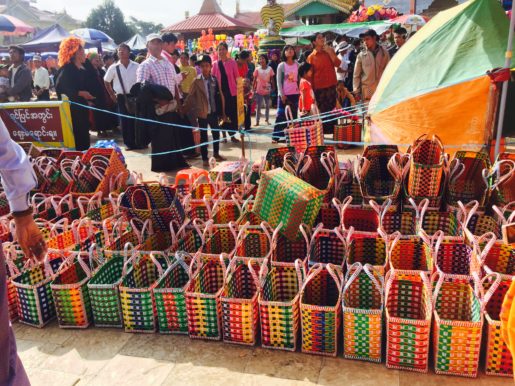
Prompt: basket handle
<box><xmin>247</xmin><ymin>259</ymin><xmax>262</xmax><ymax>291</ymax></box>
<box><xmin>89</xmin><ymin>243</ymin><xmax>105</xmax><ymax>267</ymax></box>
<box><xmin>174</xmin><ymin>251</ymin><xmax>193</xmax><ymax>275</ymax></box>
<box><xmin>300</xmin><ymin>263</ymin><xmax>325</xmax><ymax>294</ymax></box>
<box><xmin>130</xmin><ymin>218</ymin><xmax>153</xmax><ymax>244</ymax></box>
<box><xmin>489</xmin><ymin>160</ymin><xmax>515</xmax><ymax>191</ymax></box>
<box><xmin>44</xmin><ymin>249</ymin><xmax>74</xmax><ymax>278</ymax></box>
<box><xmin>49</xmin><ymin>217</ymin><xmax>70</xmax><ymax>236</ymax></box>
<box><xmin>409</xmin><ymin>197</ymin><xmax>429</xmax><ymax>225</ymax></box>
<box><xmin>343</xmin><ymin>262</ymin><xmax>384</xmax><ymax>307</ymax></box>
<box><xmin>320</xmin><ymin>152</ymin><xmax>335</xmax><ymax>178</ymax></box>
<box><xmin>283</xmin><ymin>152</ymin><xmax>298</xmax><ymax>176</ymax></box>
<box><xmin>4</xmin><ymin>244</ymin><xmax>21</xmax><ymax>277</ymax></box>
<box><xmin>130</xmin><ymin>188</ymin><xmax>152</xmax><ymax>211</ymax></box>
<box><xmin>493</xmin><ymin>201</ymin><xmax>515</xmax><ymax>225</ymax></box>
<box><xmin>169</xmin><ymin>218</ymin><xmax>191</xmax><ymax>246</ymax></box>
<box><xmin>326</xmin><ymin>263</ymin><xmax>344</xmax><ymax>293</ymax></box>
<box><xmin>470</xmin><ymin>231</ymin><xmax>497</xmax><ymax>267</ymax></box>
<box><xmin>75</xmin><ymin>251</ymin><xmax>93</xmax><ymax>278</ymax></box>
<box><xmin>285</xmin><ymin>104</ymin><xmax>294</xmax><ymax>122</ymax></box>
<box><xmin>121</xmin><ymin>242</ymin><xmax>136</xmax><ymax>277</ymax></box>
<box><xmin>475</xmin><ymin>272</ymin><xmax>502</xmax><ymax>311</ymax></box>
<box><xmin>108</xmin><ymin>192</ymin><xmax>123</xmax><ymax>215</ymax></box>
<box><xmin>457</xmin><ymin>200</ymin><xmax>480</xmax><ymax>230</ymax></box>
<box><xmin>387</xmin><ymin>153</ymin><xmax>407</xmax><ymax>182</ymax></box>
<box><xmin>189</xmin><ymin>252</ymin><xmax>203</xmax><ymax>279</ymax></box>
<box><xmin>386</xmin><ymin>231</ymin><xmax>402</xmax><ymax>258</ymax></box>
<box><xmin>149</xmin><ymin>251</ymin><xmax>168</xmax><ymax>277</ymax></box>
<box><xmin>294</xmin><ymin>258</ymin><xmax>305</xmax><ymax>290</ymax></box>
<box><xmin>109</xmin><ymin>172</ymin><xmax>127</xmax><ymax>193</ymax></box>
<box><xmin>354</xmin><ymin>155</ymin><xmax>369</xmax><ymax>184</ymax></box>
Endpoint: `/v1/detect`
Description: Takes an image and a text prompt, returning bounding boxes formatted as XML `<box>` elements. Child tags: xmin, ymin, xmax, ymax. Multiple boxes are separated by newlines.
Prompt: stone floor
<box><xmin>16</xmin><ymin>115</ymin><xmax>515</xmax><ymax>385</ymax></box>
<box><xmin>13</xmin><ymin>321</ymin><xmax>514</xmax><ymax>386</ymax></box>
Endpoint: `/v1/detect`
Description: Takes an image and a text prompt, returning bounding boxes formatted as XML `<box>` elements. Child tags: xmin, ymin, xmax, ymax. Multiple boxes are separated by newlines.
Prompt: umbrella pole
<box><xmin>494</xmin><ymin>3</ymin><xmax>515</xmax><ymax>159</ymax></box>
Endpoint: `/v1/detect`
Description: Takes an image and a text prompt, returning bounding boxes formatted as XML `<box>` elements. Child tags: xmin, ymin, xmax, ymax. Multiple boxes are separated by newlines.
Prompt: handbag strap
<box><xmin>116</xmin><ymin>64</ymin><xmax>128</xmax><ymax>96</ymax></box>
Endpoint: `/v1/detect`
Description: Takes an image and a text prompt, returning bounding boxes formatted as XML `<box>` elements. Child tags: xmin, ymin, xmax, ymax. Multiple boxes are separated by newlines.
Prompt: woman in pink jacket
<box><xmin>212</xmin><ymin>42</ymin><xmax>241</xmax><ymax>143</ymax></box>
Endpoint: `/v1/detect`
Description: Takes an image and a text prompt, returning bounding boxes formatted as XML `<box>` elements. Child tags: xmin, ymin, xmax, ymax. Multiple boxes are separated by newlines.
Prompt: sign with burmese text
<box><xmin>0</xmin><ymin>98</ymin><xmax>75</xmax><ymax>148</ymax></box>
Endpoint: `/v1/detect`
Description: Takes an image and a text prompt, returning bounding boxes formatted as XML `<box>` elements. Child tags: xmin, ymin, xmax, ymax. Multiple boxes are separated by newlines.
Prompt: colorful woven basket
<box><xmin>337</xmin><ymin>197</ymin><xmax>379</xmax><ymax>239</ymax></box>
<box><xmin>342</xmin><ymin>263</ymin><xmax>384</xmax><ymax>362</ymax></box>
<box><xmin>10</xmin><ymin>252</ymin><xmax>68</xmax><ymax>327</ymax></box>
<box><xmin>264</xmin><ymin>146</ymin><xmax>296</xmax><ymax>171</ymax></box>
<box><xmin>346</xmin><ymin>236</ymin><xmax>387</xmax><ymax>275</ymax></box>
<box><xmin>258</xmin><ymin>259</ymin><xmax>304</xmax><ymax>351</ymax></box>
<box><xmin>285</xmin><ymin>105</ymin><xmax>324</xmax><ymax>152</ymax></box>
<box><xmin>219</xmin><ymin>258</ymin><xmax>261</xmax><ymax>345</ymax></box>
<box><xmin>300</xmin><ymin>263</ymin><xmax>343</xmax><ymax>356</ymax></box>
<box><xmin>120</xmin><ymin>183</ymin><xmax>186</xmax><ymax>232</ymax></box>
<box><xmin>333</xmin><ymin>116</ymin><xmax>361</xmax><ymax>149</ymax></box>
<box><xmin>334</xmin><ymin>160</ymin><xmax>364</xmax><ymax>206</ymax></box>
<box><xmin>50</xmin><ymin>251</ymin><xmax>96</xmax><ymax>328</ymax></box>
<box><xmin>432</xmin><ymin>272</ymin><xmax>497</xmax><ymax>377</ymax></box>
<box><xmin>432</xmin><ymin>233</ymin><xmax>474</xmax><ymax>280</ymax></box>
<box><xmin>234</xmin><ymin>222</ymin><xmax>275</xmax><ymax>261</ymax></box>
<box><xmin>253</xmin><ymin>168</ymin><xmax>325</xmax><ymax>241</ymax></box>
<box><xmin>184</xmin><ymin>255</ymin><xmax>227</xmax><ymax>340</ymax></box>
<box><xmin>385</xmin><ymin>270</ymin><xmax>432</xmax><ymax>373</ymax></box>
<box><xmin>357</xmin><ymin>146</ymin><xmax>403</xmax><ymax>205</ymax></box>
<box><xmin>488</xmin><ymin>158</ymin><xmax>515</xmax><ymax>207</ymax></box>
<box><xmin>387</xmin><ymin>234</ymin><xmax>433</xmax><ymax>275</ymax></box>
<box><xmin>88</xmin><ymin>243</ymin><xmax>134</xmax><ymax>328</ymax></box>
<box><xmin>198</xmin><ymin>222</ymin><xmax>238</xmax><ymax>259</ymax></box>
<box><xmin>302</xmin><ymin>224</ymin><xmax>346</xmax><ymax>267</ymax></box>
<box><xmin>407</xmin><ymin>134</ymin><xmax>445</xmax><ymax>198</ymax></box>
<box><xmin>153</xmin><ymin>252</ymin><xmax>192</xmax><ymax>334</ymax></box>
<box><xmin>119</xmin><ymin>250</ymin><xmax>169</xmax><ymax>333</ymax></box>
<box><xmin>447</xmin><ymin>151</ymin><xmax>490</xmax><ymax>208</ymax></box>
<box><xmin>272</xmin><ymin>231</ymin><xmax>308</xmax><ymax>266</ymax></box>
<box><xmin>484</xmin><ymin>278</ymin><xmax>513</xmax><ymax>376</ymax></box>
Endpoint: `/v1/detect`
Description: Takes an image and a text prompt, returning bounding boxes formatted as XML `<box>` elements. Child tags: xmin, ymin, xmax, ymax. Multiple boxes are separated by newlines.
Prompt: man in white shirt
<box><xmin>104</xmin><ymin>43</ymin><xmax>139</xmax><ymax>149</ymax></box>
<box><xmin>32</xmin><ymin>54</ymin><xmax>50</xmax><ymax>101</ymax></box>
<box><xmin>336</xmin><ymin>42</ymin><xmax>351</xmax><ymax>85</ymax></box>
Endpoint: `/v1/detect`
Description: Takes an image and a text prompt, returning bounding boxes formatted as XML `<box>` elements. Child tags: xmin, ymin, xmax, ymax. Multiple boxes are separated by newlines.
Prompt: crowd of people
<box><xmin>2</xmin><ymin>25</ymin><xmax>409</xmax><ymax>172</ymax></box>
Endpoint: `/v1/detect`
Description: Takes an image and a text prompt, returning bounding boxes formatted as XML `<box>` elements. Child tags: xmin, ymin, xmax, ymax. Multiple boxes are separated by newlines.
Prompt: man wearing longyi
<box><xmin>0</xmin><ymin>119</ymin><xmax>47</xmax><ymax>386</ymax></box>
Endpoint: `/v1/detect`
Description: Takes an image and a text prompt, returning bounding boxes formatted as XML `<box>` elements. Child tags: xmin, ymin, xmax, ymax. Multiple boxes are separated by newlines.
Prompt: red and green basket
<box><xmin>258</xmin><ymin>259</ymin><xmax>304</xmax><ymax>351</ymax></box>
<box><xmin>234</xmin><ymin>222</ymin><xmax>275</xmax><ymax>261</ymax></box>
<box><xmin>387</xmin><ymin>234</ymin><xmax>433</xmax><ymax>275</ymax></box>
<box><xmin>407</xmin><ymin>134</ymin><xmax>445</xmax><ymax>198</ymax></box>
<box><xmin>342</xmin><ymin>262</ymin><xmax>384</xmax><ymax>362</ymax></box>
<box><xmin>300</xmin><ymin>263</ymin><xmax>343</xmax><ymax>356</ymax></box>
<box><xmin>153</xmin><ymin>251</ymin><xmax>192</xmax><ymax>334</ymax></box>
<box><xmin>219</xmin><ymin>258</ymin><xmax>261</xmax><ymax>345</ymax></box>
<box><xmin>184</xmin><ymin>254</ymin><xmax>228</xmax><ymax>340</ymax></box>
<box><xmin>302</xmin><ymin>223</ymin><xmax>346</xmax><ymax>267</ymax></box>
<box><xmin>346</xmin><ymin>235</ymin><xmax>388</xmax><ymax>276</ymax></box>
<box><xmin>385</xmin><ymin>269</ymin><xmax>432</xmax><ymax>372</ymax></box>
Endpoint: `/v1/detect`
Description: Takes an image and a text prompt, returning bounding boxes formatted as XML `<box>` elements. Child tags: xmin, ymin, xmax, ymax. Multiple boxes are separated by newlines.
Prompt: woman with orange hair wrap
<box><xmin>55</xmin><ymin>37</ymin><xmax>95</xmax><ymax>150</ymax></box>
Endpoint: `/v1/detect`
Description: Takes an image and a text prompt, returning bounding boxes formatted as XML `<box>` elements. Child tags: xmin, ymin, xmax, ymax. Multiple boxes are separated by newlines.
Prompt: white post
<box><xmin>494</xmin><ymin>4</ymin><xmax>515</xmax><ymax>159</ymax></box>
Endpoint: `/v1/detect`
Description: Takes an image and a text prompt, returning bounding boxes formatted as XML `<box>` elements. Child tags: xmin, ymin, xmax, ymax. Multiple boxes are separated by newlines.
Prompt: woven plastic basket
<box><xmin>407</xmin><ymin>134</ymin><xmax>445</xmax><ymax>198</ymax></box>
<box><xmin>271</xmin><ymin>231</ymin><xmax>308</xmax><ymax>266</ymax></box>
<box><xmin>300</xmin><ymin>263</ymin><xmax>343</xmax><ymax>356</ymax></box>
<box><xmin>337</xmin><ymin>197</ymin><xmax>379</xmax><ymax>239</ymax></box>
<box><xmin>88</xmin><ymin>243</ymin><xmax>135</xmax><ymax>328</ymax></box>
<box><xmin>483</xmin><ymin>278</ymin><xmax>513</xmax><ymax>376</ymax></box>
<box><xmin>219</xmin><ymin>258</ymin><xmax>261</xmax><ymax>345</ymax></box>
<box><xmin>385</xmin><ymin>270</ymin><xmax>432</xmax><ymax>372</ymax></box>
<box><xmin>370</xmin><ymin>199</ymin><xmax>417</xmax><ymax>237</ymax></box>
<box><xmin>342</xmin><ymin>263</ymin><xmax>384</xmax><ymax>362</ymax></box>
<box><xmin>346</xmin><ymin>235</ymin><xmax>388</xmax><ymax>276</ymax></box>
<box><xmin>387</xmin><ymin>234</ymin><xmax>433</xmax><ymax>275</ymax></box>
<box><xmin>258</xmin><ymin>259</ymin><xmax>304</xmax><ymax>351</ymax></box>
<box><xmin>50</xmin><ymin>251</ymin><xmax>98</xmax><ymax>328</ymax></box>
<box><xmin>119</xmin><ymin>250</ymin><xmax>169</xmax><ymax>333</ymax></box>
<box><xmin>234</xmin><ymin>222</ymin><xmax>276</xmax><ymax>261</ymax></box>
<box><xmin>302</xmin><ymin>224</ymin><xmax>346</xmax><ymax>267</ymax></box>
<box><xmin>432</xmin><ymin>272</ymin><xmax>498</xmax><ymax>377</ymax></box>
<box><xmin>153</xmin><ymin>251</ymin><xmax>192</xmax><ymax>334</ymax></box>
<box><xmin>184</xmin><ymin>255</ymin><xmax>228</xmax><ymax>340</ymax></box>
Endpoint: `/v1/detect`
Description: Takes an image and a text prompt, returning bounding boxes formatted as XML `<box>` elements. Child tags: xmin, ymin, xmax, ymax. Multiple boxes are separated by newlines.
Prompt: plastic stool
<box><xmin>175</xmin><ymin>167</ymin><xmax>209</xmax><ymax>186</ymax></box>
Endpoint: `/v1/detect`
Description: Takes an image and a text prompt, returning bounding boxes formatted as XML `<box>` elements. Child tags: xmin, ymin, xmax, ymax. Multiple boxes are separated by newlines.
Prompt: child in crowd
<box><xmin>298</xmin><ymin>62</ymin><xmax>315</xmax><ymax>116</ymax></box>
<box><xmin>336</xmin><ymin>81</ymin><xmax>356</xmax><ymax>109</ymax></box>
<box><xmin>253</xmin><ymin>54</ymin><xmax>274</xmax><ymax>126</ymax></box>
<box><xmin>184</xmin><ymin>55</ymin><xmax>227</xmax><ymax>166</ymax></box>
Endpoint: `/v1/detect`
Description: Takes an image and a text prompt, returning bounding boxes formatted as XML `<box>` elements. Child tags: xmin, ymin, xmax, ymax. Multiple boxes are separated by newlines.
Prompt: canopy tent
<box><xmin>21</xmin><ymin>24</ymin><xmax>101</xmax><ymax>53</ymax></box>
<box><xmin>280</xmin><ymin>20</ymin><xmax>390</xmax><ymax>38</ymax></box>
<box><xmin>368</xmin><ymin>0</ymin><xmax>514</xmax><ymax>151</ymax></box>
<box><xmin>124</xmin><ymin>33</ymin><xmax>147</xmax><ymax>51</ymax></box>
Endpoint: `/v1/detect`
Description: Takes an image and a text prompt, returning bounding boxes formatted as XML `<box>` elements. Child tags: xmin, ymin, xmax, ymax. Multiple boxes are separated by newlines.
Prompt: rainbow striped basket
<box><xmin>432</xmin><ymin>272</ymin><xmax>499</xmax><ymax>377</ymax></box>
<box><xmin>153</xmin><ymin>252</ymin><xmax>192</xmax><ymax>334</ymax></box>
<box><xmin>342</xmin><ymin>262</ymin><xmax>384</xmax><ymax>362</ymax></box>
<box><xmin>185</xmin><ymin>254</ymin><xmax>228</xmax><ymax>340</ymax></box>
<box><xmin>219</xmin><ymin>258</ymin><xmax>261</xmax><ymax>345</ymax></box>
<box><xmin>385</xmin><ymin>270</ymin><xmax>432</xmax><ymax>372</ymax></box>
<box><xmin>50</xmin><ymin>251</ymin><xmax>97</xmax><ymax>328</ymax></box>
<box><xmin>119</xmin><ymin>250</ymin><xmax>169</xmax><ymax>333</ymax></box>
<box><xmin>300</xmin><ymin>263</ymin><xmax>343</xmax><ymax>356</ymax></box>
<box><xmin>258</xmin><ymin>259</ymin><xmax>304</xmax><ymax>351</ymax></box>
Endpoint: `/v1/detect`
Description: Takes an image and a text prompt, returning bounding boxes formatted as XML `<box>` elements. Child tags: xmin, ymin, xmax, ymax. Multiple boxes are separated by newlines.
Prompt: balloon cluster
<box><xmin>348</xmin><ymin>5</ymin><xmax>398</xmax><ymax>23</ymax></box>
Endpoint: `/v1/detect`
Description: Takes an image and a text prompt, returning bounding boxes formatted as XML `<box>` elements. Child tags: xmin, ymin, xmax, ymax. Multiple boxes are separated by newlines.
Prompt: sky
<box><xmin>33</xmin><ymin>0</ymin><xmax>267</xmax><ymax>26</ymax></box>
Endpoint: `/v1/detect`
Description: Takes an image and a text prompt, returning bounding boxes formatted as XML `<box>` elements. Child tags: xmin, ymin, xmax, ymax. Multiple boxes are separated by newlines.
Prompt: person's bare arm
<box><xmin>104</xmin><ymin>81</ymin><xmax>117</xmax><ymax>103</ymax></box>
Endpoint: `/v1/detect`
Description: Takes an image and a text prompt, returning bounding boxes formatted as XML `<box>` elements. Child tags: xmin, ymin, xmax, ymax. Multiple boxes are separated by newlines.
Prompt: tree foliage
<box><xmin>84</xmin><ymin>0</ymin><xmax>132</xmax><ymax>43</ymax></box>
<box><xmin>127</xmin><ymin>17</ymin><xmax>164</xmax><ymax>36</ymax></box>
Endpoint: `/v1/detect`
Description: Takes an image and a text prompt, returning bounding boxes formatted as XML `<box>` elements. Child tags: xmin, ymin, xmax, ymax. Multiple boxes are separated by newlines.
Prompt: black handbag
<box><xmin>116</xmin><ymin>64</ymin><xmax>137</xmax><ymax>114</ymax></box>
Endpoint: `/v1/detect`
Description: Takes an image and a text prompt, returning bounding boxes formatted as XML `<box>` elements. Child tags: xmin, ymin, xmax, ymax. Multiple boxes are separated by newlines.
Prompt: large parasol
<box><xmin>0</xmin><ymin>14</ymin><xmax>35</xmax><ymax>36</ymax></box>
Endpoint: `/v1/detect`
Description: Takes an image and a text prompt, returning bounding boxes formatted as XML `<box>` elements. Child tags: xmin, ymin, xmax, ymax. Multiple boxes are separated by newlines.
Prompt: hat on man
<box><xmin>336</xmin><ymin>42</ymin><xmax>351</xmax><ymax>54</ymax></box>
<box><xmin>196</xmin><ymin>54</ymin><xmax>212</xmax><ymax>65</ymax></box>
<box><xmin>33</xmin><ymin>54</ymin><xmax>42</xmax><ymax>61</ymax></box>
<box><xmin>146</xmin><ymin>33</ymin><xmax>162</xmax><ymax>44</ymax></box>
<box><xmin>359</xmin><ymin>29</ymin><xmax>379</xmax><ymax>39</ymax></box>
